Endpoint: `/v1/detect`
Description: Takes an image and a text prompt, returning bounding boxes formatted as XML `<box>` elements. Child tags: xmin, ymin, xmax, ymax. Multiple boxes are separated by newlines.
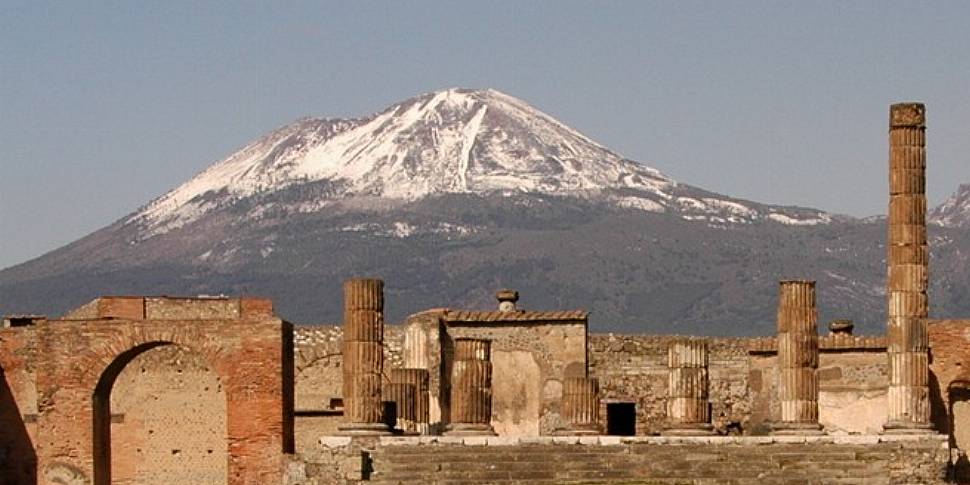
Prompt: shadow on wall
<box><xmin>0</xmin><ymin>369</ymin><xmax>36</xmax><ymax>485</ymax></box>
<box><xmin>931</xmin><ymin>370</ymin><xmax>948</xmax><ymax>433</ymax></box>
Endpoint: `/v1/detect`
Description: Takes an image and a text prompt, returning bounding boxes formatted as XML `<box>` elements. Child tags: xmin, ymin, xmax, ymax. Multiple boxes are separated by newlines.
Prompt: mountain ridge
<box><xmin>1</xmin><ymin>88</ymin><xmax>967</xmax><ymax>335</ymax></box>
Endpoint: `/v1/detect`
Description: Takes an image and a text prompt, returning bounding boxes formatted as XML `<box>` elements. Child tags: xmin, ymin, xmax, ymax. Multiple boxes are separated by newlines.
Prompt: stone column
<box><xmin>339</xmin><ymin>278</ymin><xmax>391</xmax><ymax>435</ymax></box>
<box><xmin>559</xmin><ymin>377</ymin><xmax>601</xmax><ymax>435</ymax></box>
<box><xmin>663</xmin><ymin>338</ymin><xmax>713</xmax><ymax>435</ymax></box>
<box><xmin>885</xmin><ymin>102</ymin><xmax>933</xmax><ymax>432</ymax></box>
<box><xmin>773</xmin><ymin>280</ymin><xmax>823</xmax><ymax>434</ymax></box>
<box><xmin>445</xmin><ymin>338</ymin><xmax>496</xmax><ymax>436</ymax></box>
<box><xmin>403</xmin><ymin>323</ymin><xmax>429</xmax><ymax>369</ymax></box>
<box><xmin>390</xmin><ymin>368</ymin><xmax>430</xmax><ymax>434</ymax></box>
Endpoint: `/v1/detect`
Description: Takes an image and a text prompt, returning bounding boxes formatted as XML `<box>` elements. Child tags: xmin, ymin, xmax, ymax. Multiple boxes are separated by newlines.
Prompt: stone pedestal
<box><xmin>772</xmin><ymin>280</ymin><xmax>823</xmax><ymax>435</ymax></box>
<box><xmin>557</xmin><ymin>377</ymin><xmax>601</xmax><ymax>435</ymax></box>
<box><xmin>663</xmin><ymin>338</ymin><xmax>713</xmax><ymax>435</ymax></box>
<box><xmin>884</xmin><ymin>102</ymin><xmax>933</xmax><ymax>433</ymax></box>
<box><xmin>339</xmin><ymin>278</ymin><xmax>391</xmax><ymax>435</ymax></box>
<box><xmin>390</xmin><ymin>368</ymin><xmax>430</xmax><ymax>434</ymax></box>
<box><xmin>446</xmin><ymin>339</ymin><xmax>496</xmax><ymax>436</ymax></box>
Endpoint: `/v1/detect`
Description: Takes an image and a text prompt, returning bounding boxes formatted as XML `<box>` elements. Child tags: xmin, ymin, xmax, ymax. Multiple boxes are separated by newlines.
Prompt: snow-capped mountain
<box><xmin>930</xmin><ymin>183</ymin><xmax>970</xmax><ymax>228</ymax></box>
<box><xmin>127</xmin><ymin>88</ymin><xmax>828</xmax><ymax>240</ymax></box>
<box><xmin>2</xmin><ymin>88</ymin><xmax>967</xmax><ymax>336</ymax></box>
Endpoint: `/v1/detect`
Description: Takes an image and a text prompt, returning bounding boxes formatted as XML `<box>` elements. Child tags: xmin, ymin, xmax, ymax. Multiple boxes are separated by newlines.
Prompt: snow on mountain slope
<box><xmin>930</xmin><ymin>183</ymin><xmax>970</xmax><ymax>228</ymax></box>
<box><xmin>126</xmin><ymin>88</ymin><xmax>828</xmax><ymax>239</ymax></box>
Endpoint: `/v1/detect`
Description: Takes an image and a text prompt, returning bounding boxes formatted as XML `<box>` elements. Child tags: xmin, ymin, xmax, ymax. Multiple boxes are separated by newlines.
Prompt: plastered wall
<box><xmin>110</xmin><ymin>345</ymin><xmax>227</xmax><ymax>485</ymax></box>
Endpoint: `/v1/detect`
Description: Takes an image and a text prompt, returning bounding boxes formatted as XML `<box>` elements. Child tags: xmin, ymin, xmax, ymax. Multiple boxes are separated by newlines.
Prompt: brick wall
<box><xmin>0</xmin><ymin>326</ymin><xmax>39</xmax><ymax>485</ymax></box>
<box><xmin>29</xmin><ymin>315</ymin><xmax>289</xmax><ymax>485</ymax></box>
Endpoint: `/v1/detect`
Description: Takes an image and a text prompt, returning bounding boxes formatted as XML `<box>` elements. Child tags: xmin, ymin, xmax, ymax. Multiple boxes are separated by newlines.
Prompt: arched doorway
<box><xmin>950</xmin><ymin>381</ymin><xmax>970</xmax><ymax>482</ymax></box>
<box><xmin>93</xmin><ymin>342</ymin><xmax>227</xmax><ymax>485</ymax></box>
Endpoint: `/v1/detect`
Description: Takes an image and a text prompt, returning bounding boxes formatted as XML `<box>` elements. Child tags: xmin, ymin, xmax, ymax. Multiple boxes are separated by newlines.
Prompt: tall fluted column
<box><xmin>390</xmin><ymin>368</ymin><xmax>430</xmax><ymax>434</ymax></box>
<box><xmin>445</xmin><ymin>338</ymin><xmax>496</xmax><ymax>436</ymax></box>
<box><xmin>558</xmin><ymin>377</ymin><xmax>601</xmax><ymax>435</ymax></box>
<box><xmin>339</xmin><ymin>278</ymin><xmax>391</xmax><ymax>435</ymax></box>
<box><xmin>773</xmin><ymin>280</ymin><xmax>823</xmax><ymax>434</ymax></box>
<box><xmin>885</xmin><ymin>102</ymin><xmax>933</xmax><ymax>432</ymax></box>
<box><xmin>663</xmin><ymin>338</ymin><xmax>713</xmax><ymax>435</ymax></box>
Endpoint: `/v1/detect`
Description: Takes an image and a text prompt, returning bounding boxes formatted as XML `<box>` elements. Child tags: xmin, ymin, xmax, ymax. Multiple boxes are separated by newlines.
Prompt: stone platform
<box><xmin>288</xmin><ymin>434</ymin><xmax>949</xmax><ymax>484</ymax></box>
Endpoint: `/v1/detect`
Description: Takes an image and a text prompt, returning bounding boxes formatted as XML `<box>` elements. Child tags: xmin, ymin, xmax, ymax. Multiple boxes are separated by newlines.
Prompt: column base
<box><xmin>444</xmin><ymin>423</ymin><xmax>497</xmax><ymax>436</ymax></box>
<box><xmin>882</xmin><ymin>421</ymin><xmax>936</xmax><ymax>434</ymax></box>
<box><xmin>662</xmin><ymin>423</ymin><xmax>714</xmax><ymax>436</ymax></box>
<box><xmin>770</xmin><ymin>422</ymin><xmax>825</xmax><ymax>435</ymax></box>
<box><xmin>336</xmin><ymin>422</ymin><xmax>393</xmax><ymax>436</ymax></box>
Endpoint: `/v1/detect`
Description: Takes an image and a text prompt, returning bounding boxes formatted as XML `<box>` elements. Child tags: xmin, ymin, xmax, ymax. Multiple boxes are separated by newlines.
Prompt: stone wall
<box><xmin>293</xmin><ymin>325</ymin><xmax>404</xmax><ymax>452</ymax></box>
<box><xmin>291</xmin><ymin>328</ymin><xmax>901</xmax><ymax>437</ymax></box>
<box><xmin>439</xmin><ymin>320</ymin><xmax>587</xmax><ymax>435</ymax></box>
<box><xmin>588</xmin><ymin>334</ymin><xmax>750</xmax><ymax>435</ymax></box>
<box><xmin>748</xmin><ymin>336</ymin><xmax>889</xmax><ymax>435</ymax></box>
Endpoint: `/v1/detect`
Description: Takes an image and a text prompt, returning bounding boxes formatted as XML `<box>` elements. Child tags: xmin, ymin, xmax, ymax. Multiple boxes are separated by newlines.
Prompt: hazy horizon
<box><xmin>2</xmin><ymin>1</ymin><xmax>968</xmax><ymax>269</ymax></box>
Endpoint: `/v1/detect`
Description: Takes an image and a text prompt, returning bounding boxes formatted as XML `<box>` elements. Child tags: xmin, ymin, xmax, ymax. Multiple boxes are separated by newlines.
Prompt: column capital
<box><xmin>890</xmin><ymin>103</ymin><xmax>925</xmax><ymax>128</ymax></box>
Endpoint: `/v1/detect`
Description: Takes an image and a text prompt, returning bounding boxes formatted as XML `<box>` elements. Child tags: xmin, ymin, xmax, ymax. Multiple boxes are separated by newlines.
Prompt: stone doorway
<box><xmin>605</xmin><ymin>402</ymin><xmax>637</xmax><ymax>436</ymax></box>
<box><xmin>951</xmin><ymin>383</ymin><xmax>970</xmax><ymax>483</ymax></box>
<box><xmin>93</xmin><ymin>343</ymin><xmax>227</xmax><ymax>485</ymax></box>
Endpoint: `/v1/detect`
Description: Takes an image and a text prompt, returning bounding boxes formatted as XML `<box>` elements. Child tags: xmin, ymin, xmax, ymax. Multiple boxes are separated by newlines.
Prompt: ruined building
<box><xmin>2</xmin><ymin>103</ymin><xmax>970</xmax><ymax>484</ymax></box>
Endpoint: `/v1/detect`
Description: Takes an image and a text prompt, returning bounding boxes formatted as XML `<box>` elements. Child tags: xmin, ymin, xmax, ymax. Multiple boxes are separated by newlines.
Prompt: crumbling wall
<box><xmin>928</xmin><ymin>319</ymin><xmax>970</xmax><ymax>479</ymax></box>
<box><xmin>292</xmin><ymin>325</ymin><xmax>404</xmax><ymax>452</ymax></box>
<box><xmin>928</xmin><ymin>320</ymin><xmax>970</xmax><ymax>426</ymax></box>
<box><xmin>442</xmin><ymin>321</ymin><xmax>587</xmax><ymax>435</ymax></box>
<box><xmin>588</xmin><ymin>334</ymin><xmax>750</xmax><ymax>435</ymax></box>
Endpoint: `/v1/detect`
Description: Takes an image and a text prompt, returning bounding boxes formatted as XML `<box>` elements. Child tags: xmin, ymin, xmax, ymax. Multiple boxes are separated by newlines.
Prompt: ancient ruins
<box><xmin>1</xmin><ymin>102</ymin><xmax>969</xmax><ymax>484</ymax></box>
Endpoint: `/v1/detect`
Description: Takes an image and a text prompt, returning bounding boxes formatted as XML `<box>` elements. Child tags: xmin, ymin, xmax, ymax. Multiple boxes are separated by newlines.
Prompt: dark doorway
<box><xmin>1</xmin><ymin>369</ymin><xmax>37</xmax><ymax>485</ymax></box>
<box><xmin>605</xmin><ymin>402</ymin><xmax>637</xmax><ymax>436</ymax></box>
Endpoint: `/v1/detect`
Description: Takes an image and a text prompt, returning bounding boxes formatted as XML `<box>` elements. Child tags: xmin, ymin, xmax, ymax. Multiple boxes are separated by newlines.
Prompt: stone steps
<box><xmin>287</xmin><ymin>436</ymin><xmax>947</xmax><ymax>484</ymax></box>
<box><xmin>360</xmin><ymin>441</ymin><xmax>945</xmax><ymax>484</ymax></box>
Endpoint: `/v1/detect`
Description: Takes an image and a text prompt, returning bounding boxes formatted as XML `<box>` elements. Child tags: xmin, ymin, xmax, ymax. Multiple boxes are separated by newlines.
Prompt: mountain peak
<box><xmin>930</xmin><ymin>183</ymin><xmax>970</xmax><ymax>228</ymax></box>
<box><xmin>127</xmin><ymin>88</ymin><xmax>674</xmax><ymax>237</ymax></box>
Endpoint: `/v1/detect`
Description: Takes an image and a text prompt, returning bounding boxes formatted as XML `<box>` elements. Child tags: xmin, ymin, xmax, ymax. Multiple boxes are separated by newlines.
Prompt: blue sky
<box><xmin>1</xmin><ymin>1</ymin><xmax>968</xmax><ymax>268</ymax></box>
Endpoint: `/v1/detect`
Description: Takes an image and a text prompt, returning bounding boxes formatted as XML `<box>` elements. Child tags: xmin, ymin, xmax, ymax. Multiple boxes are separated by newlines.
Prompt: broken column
<box><xmin>338</xmin><ymin>278</ymin><xmax>391</xmax><ymax>435</ymax></box>
<box><xmin>446</xmin><ymin>338</ymin><xmax>496</xmax><ymax>436</ymax></box>
<box><xmin>663</xmin><ymin>338</ymin><xmax>713</xmax><ymax>435</ymax></box>
<box><xmin>885</xmin><ymin>102</ymin><xmax>933</xmax><ymax>432</ymax></box>
<box><xmin>559</xmin><ymin>377</ymin><xmax>601</xmax><ymax>435</ymax></box>
<box><xmin>390</xmin><ymin>368</ymin><xmax>430</xmax><ymax>434</ymax></box>
<box><xmin>773</xmin><ymin>280</ymin><xmax>823</xmax><ymax>434</ymax></box>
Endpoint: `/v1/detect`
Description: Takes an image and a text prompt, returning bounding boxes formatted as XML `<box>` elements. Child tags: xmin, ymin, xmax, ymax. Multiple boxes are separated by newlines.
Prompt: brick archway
<box><xmin>90</xmin><ymin>340</ymin><xmax>229</xmax><ymax>485</ymax></box>
<box><xmin>34</xmin><ymin>317</ymin><xmax>289</xmax><ymax>485</ymax></box>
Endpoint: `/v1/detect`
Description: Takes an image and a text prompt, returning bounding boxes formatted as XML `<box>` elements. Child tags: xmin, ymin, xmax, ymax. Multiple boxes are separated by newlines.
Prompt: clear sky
<box><xmin>1</xmin><ymin>1</ymin><xmax>968</xmax><ymax>269</ymax></box>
